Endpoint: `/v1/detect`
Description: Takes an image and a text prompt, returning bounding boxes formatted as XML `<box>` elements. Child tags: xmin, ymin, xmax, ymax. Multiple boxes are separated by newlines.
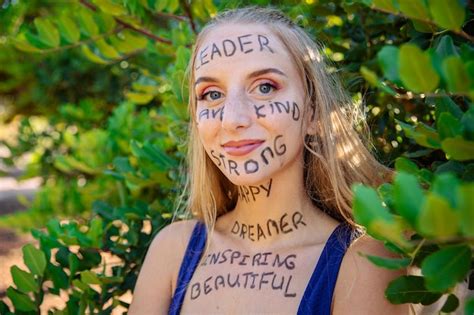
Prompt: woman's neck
<box><xmin>221</xmin><ymin>156</ymin><xmax>331</xmax><ymax>248</ymax></box>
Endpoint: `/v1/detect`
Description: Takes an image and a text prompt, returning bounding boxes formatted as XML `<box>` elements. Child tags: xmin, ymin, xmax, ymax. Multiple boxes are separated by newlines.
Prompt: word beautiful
<box><xmin>231</xmin><ymin>211</ymin><xmax>306</xmax><ymax>242</ymax></box>
<box><xmin>189</xmin><ymin>271</ymin><xmax>297</xmax><ymax>300</ymax></box>
<box><xmin>191</xmin><ymin>250</ymin><xmax>297</xmax><ymax>300</ymax></box>
<box><xmin>198</xmin><ymin>101</ymin><xmax>301</xmax><ymax>122</ymax></box>
<box><xmin>210</xmin><ymin>135</ymin><xmax>286</xmax><ymax>176</ymax></box>
<box><xmin>195</xmin><ymin>33</ymin><xmax>275</xmax><ymax>70</ymax></box>
<box><xmin>238</xmin><ymin>179</ymin><xmax>273</xmax><ymax>203</ymax></box>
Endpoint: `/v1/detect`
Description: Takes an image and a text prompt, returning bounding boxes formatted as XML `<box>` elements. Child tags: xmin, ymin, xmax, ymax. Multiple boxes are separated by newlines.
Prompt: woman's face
<box><xmin>194</xmin><ymin>23</ymin><xmax>307</xmax><ymax>186</ymax></box>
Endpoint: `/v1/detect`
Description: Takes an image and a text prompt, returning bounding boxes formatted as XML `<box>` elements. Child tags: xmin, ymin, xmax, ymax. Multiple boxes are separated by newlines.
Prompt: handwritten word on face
<box><xmin>195</xmin><ymin>34</ymin><xmax>275</xmax><ymax>70</ymax></box>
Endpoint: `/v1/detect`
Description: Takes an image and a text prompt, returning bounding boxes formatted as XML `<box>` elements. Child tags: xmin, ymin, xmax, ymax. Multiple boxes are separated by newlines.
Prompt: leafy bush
<box><xmin>0</xmin><ymin>0</ymin><xmax>472</xmax><ymax>314</ymax></box>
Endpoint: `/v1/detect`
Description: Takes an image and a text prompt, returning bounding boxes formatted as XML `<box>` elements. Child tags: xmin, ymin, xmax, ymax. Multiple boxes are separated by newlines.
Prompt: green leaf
<box><xmin>81</xmin><ymin>45</ymin><xmax>109</xmax><ymax>64</ymax></box>
<box><xmin>421</xmin><ymin>245</ymin><xmax>471</xmax><ymax>292</ymax></box>
<box><xmin>377</xmin><ymin>46</ymin><xmax>400</xmax><ymax>82</ymax></box>
<box><xmin>126</xmin><ymin>92</ymin><xmax>155</xmax><ymax>104</ymax></box>
<box><xmin>87</xmin><ymin>217</ymin><xmax>103</xmax><ymax>248</ymax></box>
<box><xmin>166</xmin><ymin>0</ymin><xmax>179</xmax><ymax>13</ymax></box>
<box><xmin>80</xmin><ymin>270</ymin><xmax>101</xmax><ymax>285</ymax></box>
<box><xmin>442</xmin><ymin>136</ymin><xmax>474</xmax><ymax>161</ymax></box>
<box><xmin>11</xmin><ymin>266</ymin><xmax>38</xmax><ymax>293</ymax></box>
<box><xmin>394</xmin><ymin>172</ymin><xmax>424</xmax><ymax>227</ymax></box>
<box><xmin>433</xmin><ymin>96</ymin><xmax>463</xmax><ymax>120</ymax></box>
<box><xmin>394</xmin><ymin>157</ymin><xmax>419</xmax><ymax>174</ymax></box>
<box><xmin>418</xmin><ymin>193</ymin><xmax>459</xmax><ymax>238</ymax></box>
<box><xmin>398</xmin><ymin>120</ymin><xmax>441</xmax><ymax>149</ymax></box>
<box><xmin>69</xmin><ymin>253</ymin><xmax>79</xmax><ymax>276</ymax></box>
<box><xmin>442</xmin><ymin>56</ymin><xmax>470</xmax><ymax>93</ymax></box>
<box><xmin>22</xmin><ymin>244</ymin><xmax>47</xmax><ymax>277</ymax></box>
<box><xmin>435</xmin><ymin>36</ymin><xmax>459</xmax><ymax>59</ymax></box>
<box><xmin>441</xmin><ymin>294</ymin><xmax>459</xmax><ymax>313</ymax></box>
<box><xmin>361</xmin><ymin>253</ymin><xmax>411</xmax><ymax>270</ymax></box>
<box><xmin>57</xmin><ymin>14</ymin><xmax>80</xmax><ymax>44</ymax></box>
<box><xmin>93</xmin><ymin>0</ymin><xmax>128</xmax><ymax>16</ymax></box>
<box><xmin>48</xmin><ymin>264</ymin><xmax>69</xmax><ymax>290</ymax></box>
<box><xmin>78</xmin><ymin>9</ymin><xmax>99</xmax><ymax>37</ymax></box>
<box><xmin>373</xmin><ymin>0</ymin><xmax>397</xmax><ymax>12</ymax></box>
<box><xmin>154</xmin><ymin>0</ymin><xmax>169</xmax><ymax>12</ymax></box>
<box><xmin>95</xmin><ymin>39</ymin><xmax>121</xmax><ymax>59</ymax></box>
<box><xmin>360</xmin><ymin>66</ymin><xmax>396</xmax><ymax>95</ymax></box>
<box><xmin>437</xmin><ymin>112</ymin><xmax>463</xmax><ymax>140</ymax></box>
<box><xmin>6</xmin><ymin>287</ymin><xmax>36</xmax><ymax>312</ymax></box>
<box><xmin>462</xmin><ymin>108</ymin><xmax>474</xmax><ymax>140</ymax></box>
<box><xmin>428</xmin><ymin>0</ymin><xmax>466</xmax><ymax>30</ymax></box>
<box><xmin>399</xmin><ymin>44</ymin><xmax>440</xmax><ymax>93</ymax></box>
<box><xmin>465</xmin><ymin>298</ymin><xmax>474</xmax><ymax>315</ymax></box>
<box><xmin>457</xmin><ymin>183</ymin><xmax>474</xmax><ymax>237</ymax></box>
<box><xmin>398</xmin><ymin>0</ymin><xmax>430</xmax><ymax>21</ymax></box>
<box><xmin>432</xmin><ymin>173</ymin><xmax>459</xmax><ymax>208</ymax></box>
<box><xmin>34</xmin><ymin>18</ymin><xmax>60</xmax><ymax>48</ymax></box>
<box><xmin>353</xmin><ymin>184</ymin><xmax>410</xmax><ymax>248</ymax></box>
<box><xmin>12</xmin><ymin>33</ymin><xmax>41</xmax><ymax>53</ymax></box>
<box><xmin>386</xmin><ymin>275</ymin><xmax>442</xmax><ymax>305</ymax></box>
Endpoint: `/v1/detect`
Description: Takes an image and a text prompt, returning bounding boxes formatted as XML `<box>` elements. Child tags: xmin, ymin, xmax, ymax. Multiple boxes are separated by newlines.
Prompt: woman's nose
<box><xmin>221</xmin><ymin>93</ymin><xmax>252</xmax><ymax>132</ymax></box>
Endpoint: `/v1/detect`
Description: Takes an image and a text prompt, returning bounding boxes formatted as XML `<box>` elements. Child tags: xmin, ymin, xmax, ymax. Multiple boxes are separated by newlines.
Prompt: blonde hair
<box><xmin>180</xmin><ymin>7</ymin><xmax>391</xmax><ymax>235</ymax></box>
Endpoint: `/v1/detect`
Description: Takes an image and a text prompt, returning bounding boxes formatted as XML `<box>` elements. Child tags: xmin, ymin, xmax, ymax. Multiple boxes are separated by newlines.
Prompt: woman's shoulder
<box><xmin>148</xmin><ymin>219</ymin><xmax>201</xmax><ymax>258</ymax></box>
<box><xmin>128</xmin><ymin>219</ymin><xmax>201</xmax><ymax>314</ymax></box>
<box><xmin>332</xmin><ymin>234</ymin><xmax>409</xmax><ymax>314</ymax></box>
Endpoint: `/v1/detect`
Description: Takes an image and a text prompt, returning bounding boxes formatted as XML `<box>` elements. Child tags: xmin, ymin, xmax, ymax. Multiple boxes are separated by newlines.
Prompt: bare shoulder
<box><xmin>128</xmin><ymin>219</ymin><xmax>200</xmax><ymax>315</ymax></box>
<box><xmin>332</xmin><ymin>233</ymin><xmax>409</xmax><ymax>315</ymax></box>
<box><xmin>149</xmin><ymin>219</ymin><xmax>200</xmax><ymax>253</ymax></box>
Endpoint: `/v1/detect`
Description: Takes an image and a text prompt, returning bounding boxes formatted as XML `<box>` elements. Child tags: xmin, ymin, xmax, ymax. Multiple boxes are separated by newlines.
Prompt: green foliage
<box><xmin>0</xmin><ymin>0</ymin><xmax>472</xmax><ymax>313</ymax></box>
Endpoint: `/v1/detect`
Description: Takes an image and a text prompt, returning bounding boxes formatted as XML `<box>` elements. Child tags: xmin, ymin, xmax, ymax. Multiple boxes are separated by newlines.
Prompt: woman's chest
<box><xmin>179</xmin><ymin>245</ymin><xmax>324</xmax><ymax>314</ymax></box>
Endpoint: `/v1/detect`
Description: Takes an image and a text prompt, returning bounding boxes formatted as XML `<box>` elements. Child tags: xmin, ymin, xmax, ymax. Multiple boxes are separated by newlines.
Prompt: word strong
<box><xmin>195</xmin><ymin>34</ymin><xmax>275</xmax><ymax>70</ymax></box>
<box><xmin>210</xmin><ymin>135</ymin><xmax>287</xmax><ymax>176</ymax></box>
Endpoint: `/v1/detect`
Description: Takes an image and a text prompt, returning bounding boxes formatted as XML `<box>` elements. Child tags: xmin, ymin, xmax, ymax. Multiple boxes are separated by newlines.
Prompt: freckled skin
<box><xmin>194</xmin><ymin>24</ymin><xmax>307</xmax><ymax>186</ymax></box>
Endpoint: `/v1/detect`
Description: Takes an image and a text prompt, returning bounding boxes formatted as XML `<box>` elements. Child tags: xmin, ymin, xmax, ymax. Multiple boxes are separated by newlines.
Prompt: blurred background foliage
<box><xmin>0</xmin><ymin>0</ymin><xmax>472</xmax><ymax>314</ymax></box>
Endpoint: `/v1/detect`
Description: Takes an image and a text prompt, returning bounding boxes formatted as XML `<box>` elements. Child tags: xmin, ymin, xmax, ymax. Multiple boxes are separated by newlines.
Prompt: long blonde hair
<box><xmin>180</xmin><ymin>7</ymin><xmax>391</xmax><ymax>235</ymax></box>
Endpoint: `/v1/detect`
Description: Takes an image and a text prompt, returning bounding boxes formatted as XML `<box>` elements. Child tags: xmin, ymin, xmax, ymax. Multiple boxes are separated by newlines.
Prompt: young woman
<box><xmin>130</xmin><ymin>7</ymin><xmax>408</xmax><ymax>315</ymax></box>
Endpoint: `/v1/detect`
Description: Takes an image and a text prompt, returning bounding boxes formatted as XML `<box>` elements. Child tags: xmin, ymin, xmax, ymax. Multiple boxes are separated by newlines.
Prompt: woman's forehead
<box><xmin>194</xmin><ymin>23</ymin><xmax>291</xmax><ymax>72</ymax></box>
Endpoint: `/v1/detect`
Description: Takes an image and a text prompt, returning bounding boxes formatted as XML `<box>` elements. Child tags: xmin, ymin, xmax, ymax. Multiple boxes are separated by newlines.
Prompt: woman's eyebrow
<box><xmin>194</xmin><ymin>68</ymin><xmax>287</xmax><ymax>87</ymax></box>
<box><xmin>247</xmin><ymin>68</ymin><xmax>287</xmax><ymax>79</ymax></box>
<box><xmin>194</xmin><ymin>76</ymin><xmax>218</xmax><ymax>86</ymax></box>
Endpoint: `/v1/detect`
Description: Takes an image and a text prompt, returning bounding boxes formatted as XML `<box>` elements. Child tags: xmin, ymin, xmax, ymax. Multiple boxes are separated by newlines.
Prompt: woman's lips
<box><xmin>222</xmin><ymin>140</ymin><xmax>265</xmax><ymax>156</ymax></box>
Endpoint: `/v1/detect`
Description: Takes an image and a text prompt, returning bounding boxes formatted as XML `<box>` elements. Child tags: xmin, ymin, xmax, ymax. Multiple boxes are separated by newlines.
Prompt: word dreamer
<box><xmin>231</xmin><ymin>211</ymin><xmax>306</xmax><ymax>242</ymax></box>
<box><xmin>238</xmin><ymin>179</ymin><xmax>273</xmax><ymax>203</ymax></box>
<box><xmin>190</xmin><ymin>271</ymin><xmax>296</xmax><ymax>300</ymax></box>
<box><xmin>195</xmin><ymin>34</ymin><xmax>275</xmax><ymax>70</ymax></box>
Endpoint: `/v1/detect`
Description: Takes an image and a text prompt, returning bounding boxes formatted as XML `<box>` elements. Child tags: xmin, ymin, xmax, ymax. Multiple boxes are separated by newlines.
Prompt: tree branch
<box><xmin>370</xmin><ymin>6</ymin><xmax>474</xmax><ymax>43</ymax></box>
<box><xmin>182</xmin><ymin>0</ymin><xmax>197</xmax><ymax>35</ymax></box>
<box><xmin>78</xmin><ymin>0</ymin><xmax>172</xmax><ymax>45</ymax></box>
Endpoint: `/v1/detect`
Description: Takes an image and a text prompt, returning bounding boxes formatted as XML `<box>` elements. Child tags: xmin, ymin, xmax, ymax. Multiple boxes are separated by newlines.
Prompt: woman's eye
<box><xmin>257</xmin><ymin>82</ymin><xmax>276</xmax><ymax>94</ymax></box>
<box><xmin>200</xmin><ymin>90</ymin><xmax>223</xmax><ymax>101</ymax></box>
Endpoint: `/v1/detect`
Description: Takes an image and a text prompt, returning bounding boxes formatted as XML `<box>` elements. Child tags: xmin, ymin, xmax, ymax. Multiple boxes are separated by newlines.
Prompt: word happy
<box><xmin>231</xmin><ymin>211</ymin><xmax>306</xmax><ymax>242</ymax></box>
<box><xmin>195</xmin><ymin>34</ymin><xmax>275</xmax><ymax>70</ymax></box>
<box><xmin>210</xmin><ymin>135</ymin><xmax>286</xmax><ymax>176</ymax></box>
<box><xmin>238</xmin><ymin>179</ymin><xmax>273</xmax><ymax>203</ymax></box>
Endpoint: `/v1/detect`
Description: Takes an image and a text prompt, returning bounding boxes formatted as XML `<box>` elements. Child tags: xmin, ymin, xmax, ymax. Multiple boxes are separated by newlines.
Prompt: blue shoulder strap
<box><xmin>297</xmin><ymin>223</ymin><xmax>355</xmax><ymax>315</ymax></box>
<box><xmin>168</xmin><ymin>221</ymin><xmax>207</xmax><ymax>315</ymax></box>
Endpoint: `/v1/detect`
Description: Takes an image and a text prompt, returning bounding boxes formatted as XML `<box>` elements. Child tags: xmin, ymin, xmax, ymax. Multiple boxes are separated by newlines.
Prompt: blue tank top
<box><xmin>169</xmin><ymin>221</ymin><xmax>356</xmax><ymax>315</ymax></box>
